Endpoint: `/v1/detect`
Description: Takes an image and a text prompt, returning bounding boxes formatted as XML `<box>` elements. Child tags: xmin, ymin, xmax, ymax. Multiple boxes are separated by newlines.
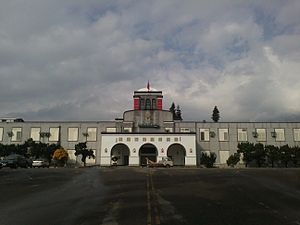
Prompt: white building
<box><xmin>1</xmin><ymin>85</ymin><xmax>300</xmax><ymax>166</ymax></box>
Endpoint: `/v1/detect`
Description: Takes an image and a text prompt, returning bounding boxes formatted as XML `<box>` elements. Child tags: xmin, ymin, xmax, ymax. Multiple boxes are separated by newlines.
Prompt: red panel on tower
<box><xmin>157</xmin><ymin>98</ymin><xmax>162</xmax><ymax>110</ymax></box>
<box><xmin>134</xmin><ymin>98</ymin><xmax>140</xmax><ymax>110</ymax></box>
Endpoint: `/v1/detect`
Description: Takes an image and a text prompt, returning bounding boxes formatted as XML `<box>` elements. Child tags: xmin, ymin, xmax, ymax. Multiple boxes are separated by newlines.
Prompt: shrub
<box><xmin>200</xmin><ymin>152</ymin><xmax>216</xmax><ymax>168</ymax></box>
<box><xmin>227</xmin><ymin>153</ymin><xmax>240</xmax><ymax>167</ymax></box>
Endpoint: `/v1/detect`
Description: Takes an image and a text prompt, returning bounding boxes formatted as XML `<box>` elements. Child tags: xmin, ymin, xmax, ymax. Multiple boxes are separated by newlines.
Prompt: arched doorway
<box><xmin>111</xmin><ymin>144</ymin><xmax>130</xmax><ymax>166</ymax></box>
<box><xmin>167</xmin><ymin>144</ymin><xmax>186</xmax><ymax>166</ymax></box>
<box><xmin>139</xmin><ymin>143</ymin><xmax>157</xmax><ymax>166</ymax></box>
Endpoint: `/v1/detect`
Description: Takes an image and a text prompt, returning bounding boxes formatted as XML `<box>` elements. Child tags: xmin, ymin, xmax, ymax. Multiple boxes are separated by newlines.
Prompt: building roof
<box><xmin>137</xmin><ymin>87</ymin><xmax>159</xmax><ymax>92</ymax></box>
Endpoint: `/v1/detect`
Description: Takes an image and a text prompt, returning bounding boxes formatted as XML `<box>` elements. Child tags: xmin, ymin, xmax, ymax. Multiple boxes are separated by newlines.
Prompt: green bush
<box><xmin>200</xmin><ymin>152</ymin><xmax>216</xmax><ymax>168</ymax></box>
<box><xmin>227</xmin><ymin>153</ymin><xmax>240</xmax><ymax>167</ymax></box>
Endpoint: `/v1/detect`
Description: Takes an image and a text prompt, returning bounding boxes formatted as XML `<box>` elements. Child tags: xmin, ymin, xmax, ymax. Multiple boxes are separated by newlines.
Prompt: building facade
<box><xmin>1</xmin><ymin>86</ymin><xmax>300</xmax><ymax>166</ymax></box>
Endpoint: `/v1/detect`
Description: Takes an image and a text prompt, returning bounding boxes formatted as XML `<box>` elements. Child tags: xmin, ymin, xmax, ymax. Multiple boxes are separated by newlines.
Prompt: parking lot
<box><xmin>0</xmin><ymin>167</ymin><xmax>300</xmax><ymax>225</ymax></box>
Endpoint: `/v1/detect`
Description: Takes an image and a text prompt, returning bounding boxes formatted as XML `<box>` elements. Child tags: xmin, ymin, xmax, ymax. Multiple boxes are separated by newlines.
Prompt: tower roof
<box><xmin>137</xmin><ymin>87</ymin><xmax>159</xmax><ymax>92</ymax></box>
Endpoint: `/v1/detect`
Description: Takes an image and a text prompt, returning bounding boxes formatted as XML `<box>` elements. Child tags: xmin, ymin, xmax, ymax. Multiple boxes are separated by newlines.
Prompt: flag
<box><xmin>147</xmin><ymin>81</ymin><xmax>150</xmax><ymax>91</ymax></box>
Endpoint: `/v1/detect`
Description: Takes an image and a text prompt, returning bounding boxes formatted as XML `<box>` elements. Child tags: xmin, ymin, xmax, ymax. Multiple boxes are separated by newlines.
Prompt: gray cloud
<box><xmin>0</xmin><ymin>0</ymin><xmax>300</xmax><ymax>122</ymax></box>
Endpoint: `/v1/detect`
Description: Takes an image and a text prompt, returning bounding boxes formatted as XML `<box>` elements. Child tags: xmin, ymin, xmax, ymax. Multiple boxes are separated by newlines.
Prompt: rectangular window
<box><xmin>275</xmin><ymin>129</ymin><xmax>285</xmax><ymax>141</ymax></box>
<box><xmin>126</xmin><ymin>137</ymin><xmax>131</xmax><ymax>142</ymax></box>
<box><xmin>165</xmin><ymin>128</ymin><xmax>173</xmax><ymax>132</ymax></box>
<box><xmin>106</xmin><ymin>127</ymin><xmax>116</xmax><ymax>133</ymax></box>
<box><xmin>219</xmin><ymin>129</ymin><xmax>229</xmax><ymax>141</ymax></box>
<box><xmin>0</xmin><ymin>127</ymin><xmax>3</xmax><ymax>141</ymax></box>
<box><xmin>256</xmin><ymin>128</ymin><xmax>266</xmax><ymax>141</ymax></box>
<box><xmin>135</xmin><ymin>137</ymin><xmax>139</xmax><ymax>142</ymax></box>
<box><xmin>174</xmin><ymin>137</ymin><xmax>179</xmax><ymax>142</ymax></box>
<box><xmin>123</xmin><ymin>127</ymin><xmax>132</xmax><ymax>133</ymax></box>
<box><xmin>12</xmin><ymin>127</ymin><xmax>22</xmax><ymax>141</ymax></box>
<box><xmin>68</xmin><ymin>128</ymin><xmax>78</xmax><ymax>142</ymax></box>
<box><xmin>150</xmin><ymin>137</ymin><xmax>155</xmax><ymax>142</ymax></box>
<box><xmin>143</xmin><ymin>137</ymin><xmax>147</xmax><ymax>142</ymax></box>
<box><xmin>219</xmin><ymin>150</ymin><xmax>230</xmax><ymax>164</ymax></box>
<box><xmin>30</xmin><ymin>128</ymin><xmax>41</xmax><ymax>141</ymax></box>
<box><xmin>49</xmin><ymin>127</ymin><xmax>59</xmax><ymax>142</ymax></box>
<box><xmin>180</xmin><ymin>128</ymin><xmax>190</xmax><ymax>133</ymax></box>
<box><xmin>166</xmin><ymin>137</ymin><xmax>171</xmax><ymax>142</ymax></box>
<box><xmin>199</xmin><ymin>129</ymin><xmax>210</xmax><ymax>141</ymax></box>
<box><xmin>158</xmin><ymin>137</ymin><xmax>162</xmax><ymax>142</ymax></box>
<box><xmin>238</xmin><ymin>129</ymin><xmax>247</xmax><ymax>142</ymax></box>
<box><xmin>87</xmin><ymin>128</ymin><xmax>97</xmax><ymax>141</ymax></box>
<box><xmin>294</xmin><ymin>129</ymin><xmax>300</xmax><ymax>141</ymax></box>
<box><xmin>118</xmin><ymin>137</ymin><xmax>123</xmax><ymax>142</ymax></box>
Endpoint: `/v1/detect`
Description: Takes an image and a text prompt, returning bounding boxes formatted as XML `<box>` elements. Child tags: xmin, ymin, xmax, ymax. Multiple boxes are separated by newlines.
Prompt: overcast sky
<box><xmin>0</xmin><ymin>0</ymin><xmax>300</xmax><ymax>122</ymax></box>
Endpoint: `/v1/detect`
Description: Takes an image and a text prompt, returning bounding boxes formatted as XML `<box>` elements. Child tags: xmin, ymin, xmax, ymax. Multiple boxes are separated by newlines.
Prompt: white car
<box><xmin>32</xmin><ymin>159</ymin><xmax>50</xmax><ymax>168</ymax></box>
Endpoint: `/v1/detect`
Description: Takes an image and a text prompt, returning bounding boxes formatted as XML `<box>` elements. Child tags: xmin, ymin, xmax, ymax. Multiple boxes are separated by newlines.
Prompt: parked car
<box><xmin>4</xmin><ymin>154</ymin><xmax>31</xmax><ymax>168</ymax></box>
<box><xmin>32</xmin><ymin>158</ymin><xmax>50</xmax><ymax>168</ymax></box>
<box><xmin>147</xmin><ymin>157</ymin><xmax>174</xmax><ymax>168</ymax></box>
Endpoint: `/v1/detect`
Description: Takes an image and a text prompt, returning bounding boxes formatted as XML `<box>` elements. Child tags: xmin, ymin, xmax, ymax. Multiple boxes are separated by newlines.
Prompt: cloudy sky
<box><xmin>0</xmin><ymin>0</ymin><xmax>300</xmax><ymax>122</ymax></box>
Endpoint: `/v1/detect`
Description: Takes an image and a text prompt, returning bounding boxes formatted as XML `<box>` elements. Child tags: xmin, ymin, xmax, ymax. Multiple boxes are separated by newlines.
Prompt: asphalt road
<box><xmin>0</xmin><ymin>167</ymin><xmax>300</xmax><ymax>225</ymax></box>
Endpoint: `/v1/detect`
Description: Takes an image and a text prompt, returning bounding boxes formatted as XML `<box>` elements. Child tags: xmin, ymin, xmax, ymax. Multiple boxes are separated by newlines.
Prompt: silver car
<box><xmin>32</xmin><ymin>159</ymin><xmax>50</xmax><ymax>168</ymax></box>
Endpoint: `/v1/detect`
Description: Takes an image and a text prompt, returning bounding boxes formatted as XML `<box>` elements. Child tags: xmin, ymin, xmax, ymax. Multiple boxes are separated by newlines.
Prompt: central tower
<box><xmin>133</xmin><ymin>82</ymin><xmax>163</xmax><ymax>110</ymax></box>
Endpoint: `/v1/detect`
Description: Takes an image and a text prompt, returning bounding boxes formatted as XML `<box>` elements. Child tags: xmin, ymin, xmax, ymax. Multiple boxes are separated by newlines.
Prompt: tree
<box><xmin>74</xmin><ymin>142</ymin><xmax>95</xmax><ymax>167</ymax></box>
<box><xmin>53</xmin><ymin>148</ymin><xmax>68</xmax><ymax>167</ymax></box>
<box><xmin>253</xmin><ymin>143</ymin><xmax>266</xmax><ymax>167</ymax></box>
<box><xmin>175</xmin><ymin>105</ymin><xmax>183</xmax><ymax>120</ymax></box>
<box><xmin>280</xmin><ymin>145</ymin><xmax>292</xmax><ymax>168</ymax></box>
<box><xmin>237</xmin><ymin>142</ymin><xmax>255</xmax><ymax>167</ymax></box>
<box><xmin>291</xmin><ymin>146</ymin><xmax>300</xmax><ymax>167</ymax></box>
<box><xmin>211</xmin><ymin>106</ymin><xmax>220</xmax><ymax>122</ymax></box>
<box><xmin>200</xmin><ymin>152</ymin><xmax>216</xmax><ymax>168</ymax></box>
<box><xmin>169</xmin><ymin>102</ymin><xmax>176</xmax><ymax>119</ymax></box>
<box><xmin>227</xmin><ymin>153</ymin><xmax>240</xmax><ymax>167</ymax></box>
<box><xmin>265</xmin><ymin>145</ymin><xmax>280</xmax><ymax>167</ymax></box>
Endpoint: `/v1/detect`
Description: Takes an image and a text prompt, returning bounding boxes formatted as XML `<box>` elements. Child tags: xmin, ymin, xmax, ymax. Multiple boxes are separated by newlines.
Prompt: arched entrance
<box><xmin>111</xmin><ymin>144</ymin><xmax>130</xmax><ymax>166</ymax></box>
<box><xmin>139</xmin><ymin>143</ymin><xmax>157</xmax><ymax>166</ymax></box>
<box><xmin>167</xmin><ymin>144</ymin><xmax>186</xmax><ymax>166</ymax></box>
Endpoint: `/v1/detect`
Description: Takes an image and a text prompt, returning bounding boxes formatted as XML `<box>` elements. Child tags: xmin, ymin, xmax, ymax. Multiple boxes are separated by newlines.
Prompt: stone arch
<box><xmin>111</xmin><ymin>143</ymin><xmax>130</xmax><ymax>166</ymax></box>
<box><xmin>139</xmin><ymin>143</ymin><xmax>157</xmax><ymax>166</ymax></box>
<box><xmin>167</xmin><ymin>144</ymin><xmax>186</xmax><ymax>166</ymax></box>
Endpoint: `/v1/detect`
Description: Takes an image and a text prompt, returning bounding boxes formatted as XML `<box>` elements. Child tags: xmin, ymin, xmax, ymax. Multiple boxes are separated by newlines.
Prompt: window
<box><xmin>145</xmin><ymin>99</ymin><xmax>151</xmax><ymax>109</ymax></box>
<box><xmin>219</xmin><ymin>129</ymin><xmax>229</xmax><ymax>141</ymax></box>
<box><xmin>180</xmin><ymin>128</ymin><xmax>190</xmax><ymax>133</ymax></box>
<box><xmin>135</xmin><ymin>137</ymin><xmax>139</xmax><ymax>142</ymax></box>
<box><xmin>294</xmin><ymin>129</ymin><xmax>300</xmax><ymax>141</ymax></box>
<box><xmin>152</xmin><ymin>99</ymin><xmax>156</xmax><ymax>109</ymax></box>
<box><xmin>174</xmin><ymin>137</ymin><xmax>179</xmax><ymax>142</ymax></box>
<box><xmin>150</xmin><ymin>137</ymin><xmax>155</xmax><ymax>142</ymax></box>
<box><xmin>166</xmin><ymin>137</ymin><xmax>171</xmax><ymax>142</ymax></box>
<box><xmin>118</xmin><ymin>137</ymin><xmax>123</xmax><ymax>142</ymax></box>
<box><xmin>256</xmin><ymin>129</ymin><xmax>266</xmax><ymax>141</ymax></box>
<box><xmin>158</xmin><ymin>137</ymin><xmax>162</xmax><ymax>142</ymax></box>
<box><xmin>140</xmin><ymin>98</ymin><xmax>145</xmax><ymax>109</ymax></box>
<box><xmin>30</xmin><ymin>128</ymin><xmax>41</xmax><ymax>141</ymax></box>
<box><xmin>106</xmin><ymin>127</ymin><xmax>116</xmax><ymax>133</ymax></box>
<box><xmin>49</xmin><ymin>127</ymin><xmax>59</xmax><ymax>142</ymax></box>
<box><xmin>12</xmin><ymin>128</ymin><xmax>22</xmax><ymax>141</ymax></box>
<box><xmin>0</xmin><ymin>127</ymin><xmax>3</xmax><ymax>141</ymax></box>
<box><xmin>143</xmin><ymin>137</ymin><xmax>147</xmax><ymax>142</ymax></box>
<box><xmin>165</xmin><ymin>128</ymin><xmax>173</xmax><ymax>132</ymax></box>
<box><xmin>200</xmin><ymin>129</ymin><xmax>210</xmax><ymax>141</ymax></box>
<box><xmin>238</xmin><ymin>129</ymin><xmax>247</xmax><ymax>142</ymax></box>
<box><xmin>126</xmin><ymin>137</ymin><xmax>131</xmax><ymax>142</ymax></box>
<box><xmin>275</xmin><ymin>129</ymin><xmax>285</xmax><ymax>141</ymax></box>
<box><xmin>123</xmin><ymin>127</ymin><xmax>132</xmax><ymax>133</ymax></box>
<box><xmin>87</xmin><ymin>128</ymin><xmax>97</xmax><ymax>141</ymax></box>
<box><xmin>68</xmin><ymin>128</ymin><xmax>78</xmax><ymax>142</ymax></box>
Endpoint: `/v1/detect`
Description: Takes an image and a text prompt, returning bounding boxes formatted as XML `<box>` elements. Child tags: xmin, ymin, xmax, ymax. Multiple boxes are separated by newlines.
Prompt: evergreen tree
<box><xmin>169</xmin><ymin>102</ymin><xmax>176</xmax><ymax>119</ymax></box>
<box><xmin>211</xmin><ymin>106</ymin><xmax>220</xmax><ymax>122</ymax></box>
<box><xmin>175</xmin><ymin>105</ymin><xmax>183</xmax><ymax>120</ymax></box>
